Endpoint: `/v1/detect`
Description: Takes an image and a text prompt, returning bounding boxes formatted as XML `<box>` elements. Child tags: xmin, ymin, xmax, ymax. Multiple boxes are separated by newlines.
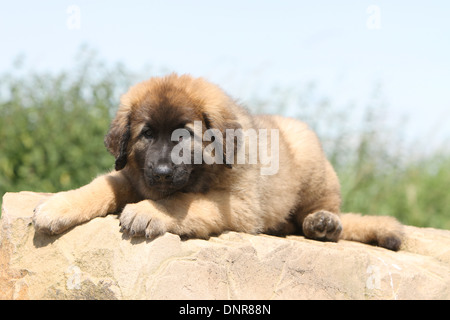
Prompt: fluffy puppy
<box><xmin>33</xmin><ymin>74</ymin><xmax>403</xmax><ymax>250</ymax></box>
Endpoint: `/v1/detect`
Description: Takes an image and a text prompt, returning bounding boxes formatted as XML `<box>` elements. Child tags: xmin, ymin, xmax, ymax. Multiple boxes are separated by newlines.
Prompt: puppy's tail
<box><xmin>339</xmin><ymin>213</ymin><xmax>404</xmax><ymax>251</ymax></box>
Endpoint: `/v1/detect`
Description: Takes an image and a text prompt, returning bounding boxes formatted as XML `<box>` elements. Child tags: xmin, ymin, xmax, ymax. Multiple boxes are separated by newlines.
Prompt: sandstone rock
<box><xmin>1</xmin><ymin>191</ymin><xmax>449</xmax><ymax>300</ymax></box>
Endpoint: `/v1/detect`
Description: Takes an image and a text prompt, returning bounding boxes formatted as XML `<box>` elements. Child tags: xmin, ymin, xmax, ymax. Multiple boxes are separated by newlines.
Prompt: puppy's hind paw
<box><xmin>302</xmin><ymin>210</ymin><xmax>342</xmax><ymax>242</ymax></box>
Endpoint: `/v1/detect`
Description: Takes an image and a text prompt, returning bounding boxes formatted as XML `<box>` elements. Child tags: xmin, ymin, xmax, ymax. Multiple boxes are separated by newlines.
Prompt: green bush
<box><xmin>0</xmin><ymin>52</ymin><xmax>449</xmax><ymax>229</ymax></box>
<box><xmin>340</xmin><ymin>153</ymin><xmax>450</xmax><ymax>229</ymax></box>
<box><xmin>0</xmin><ymin>50</ymin><xmax>133</xmax><ymax>195</ymax></box>
<box><xmin>253</xmin><ymin>84</ymin><xmax>450</xmax><ymax>229</ymax></box>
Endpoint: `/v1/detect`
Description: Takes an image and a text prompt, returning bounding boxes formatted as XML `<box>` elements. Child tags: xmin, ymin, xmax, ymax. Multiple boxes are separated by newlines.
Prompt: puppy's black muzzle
<box><xmin>152</xmin><ymin>164</ymin><xmax>174</xmax><ymax>182</ymax></box>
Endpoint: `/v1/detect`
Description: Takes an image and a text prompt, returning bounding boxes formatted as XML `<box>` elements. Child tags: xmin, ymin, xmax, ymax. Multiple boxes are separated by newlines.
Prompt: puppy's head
<box><xmin>104</xmin><ymin>74</ymin><xmax>240</xmax><ymax>198</ymax></box>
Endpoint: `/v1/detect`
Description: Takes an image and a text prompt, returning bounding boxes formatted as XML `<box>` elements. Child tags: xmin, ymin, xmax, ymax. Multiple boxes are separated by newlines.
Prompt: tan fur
<box><xmin>33</xmin><ymin>74</ymin><xmax>403</xmax><ymax>251</ymax></box>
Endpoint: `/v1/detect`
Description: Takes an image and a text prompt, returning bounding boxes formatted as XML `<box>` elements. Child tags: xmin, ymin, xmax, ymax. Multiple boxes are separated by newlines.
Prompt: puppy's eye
<box><xmin>142</xmin><ymin>128</ymin><xmax>154</xmax><ymax>139</ymax></box>
<box><xmin>186</xmin><ymin>127</ymin><xmax>195</xmax><ymax>137</ymax></box>
<box><xmin>178</xmin><ymin>130</ymin><xmax>193</xmax><ymax>142</ymax></box>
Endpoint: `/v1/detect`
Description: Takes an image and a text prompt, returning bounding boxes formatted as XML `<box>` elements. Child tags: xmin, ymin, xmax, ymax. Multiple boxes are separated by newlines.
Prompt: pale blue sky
<box><xmin>1</xmin><ymin>1</ymin><xmax>449</xmax><ymax>147</ymax></box>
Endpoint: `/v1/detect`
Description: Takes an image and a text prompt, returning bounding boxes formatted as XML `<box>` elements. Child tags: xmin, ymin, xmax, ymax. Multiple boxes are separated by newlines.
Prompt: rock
<box><xmin>1</xmin><ymin>191</ymin><xmax>449</xmax><ymax>300</ymax></box>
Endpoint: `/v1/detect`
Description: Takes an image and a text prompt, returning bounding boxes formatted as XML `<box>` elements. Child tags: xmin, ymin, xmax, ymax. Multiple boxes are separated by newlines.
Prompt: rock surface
<box><xmin>1</xmin><ymin>191</ymin><xmax>449</xmax><ymax>300</ymax></box>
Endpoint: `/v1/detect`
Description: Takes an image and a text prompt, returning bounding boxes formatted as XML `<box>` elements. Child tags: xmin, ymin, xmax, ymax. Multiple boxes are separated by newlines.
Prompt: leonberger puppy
<box><xmin>33</xmin><ymin>74</ymin><xmax>403</xmax><ymax>250</ymax></box>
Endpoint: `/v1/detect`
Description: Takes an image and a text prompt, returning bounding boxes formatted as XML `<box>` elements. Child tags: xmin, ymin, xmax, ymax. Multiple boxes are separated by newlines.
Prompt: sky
<box><xmin>1</xmin><ymin>0</ymin><xmax>449</xmax><ymax>149</ymax></box>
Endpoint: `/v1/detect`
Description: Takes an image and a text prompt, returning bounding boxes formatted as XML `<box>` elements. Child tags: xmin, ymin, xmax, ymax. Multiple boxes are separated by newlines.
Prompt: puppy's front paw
<box><xmin>32</xmin><ymin>193</ymin><xmax>77</xmax><ymax>235</ymax></box>
<box><xmin>303</xmin><ymin>210</ymin><xmax>342</xmax><ymax>242</ymax></box>
<box><xmin>119</xmin><ymin>203</ymin><xmax>167</xmax><ymax>240</ymax></box>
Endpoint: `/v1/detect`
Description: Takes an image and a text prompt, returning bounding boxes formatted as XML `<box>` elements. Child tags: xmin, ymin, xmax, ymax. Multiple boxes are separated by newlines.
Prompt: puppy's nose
<box><xmin>153</xmin><ymin>165</ymin><xmax>173</xmax><ymax>182</ymax></box>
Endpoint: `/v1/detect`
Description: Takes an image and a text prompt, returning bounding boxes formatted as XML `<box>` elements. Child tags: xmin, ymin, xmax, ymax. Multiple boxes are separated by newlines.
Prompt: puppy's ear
<box><xmin>202</xmin><ymin>112</ymin><xmax>241</xmax><ymax>169</ymax></box>
<box><xmin>104</xmin><ymin>108</ymin><xmax>131</xmax><ymax>171</ymax></box>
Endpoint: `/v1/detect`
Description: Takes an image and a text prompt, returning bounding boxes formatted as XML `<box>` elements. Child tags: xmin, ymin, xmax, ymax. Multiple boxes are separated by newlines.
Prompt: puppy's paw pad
<box><xmin>303</xmin><ymin>210</ymin><xmax>342</xmax><ymax>242</ymax></box>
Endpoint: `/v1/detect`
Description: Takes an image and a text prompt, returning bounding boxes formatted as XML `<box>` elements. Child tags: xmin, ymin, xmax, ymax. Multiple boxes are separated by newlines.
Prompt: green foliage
<box><xmin>254</xmin><ymin>84</ymin><xmax>450</xmax><ymax>230</ymax></box>
<box><xmin>339</xmin><ymin>152</ymin><xmax>450</xmax><ymax>229</ymax></box>
<box><xmin>0</xmin><ymin>50</ymin><xmax>133</xmax><ymax>195</ymax></box>
<box><xmin>0</xmin><ymin>53</ymin><xmax>449</xmax><ymax>229</ymax></box>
